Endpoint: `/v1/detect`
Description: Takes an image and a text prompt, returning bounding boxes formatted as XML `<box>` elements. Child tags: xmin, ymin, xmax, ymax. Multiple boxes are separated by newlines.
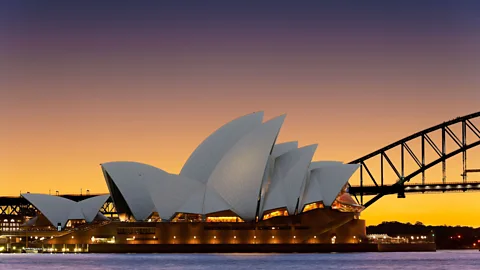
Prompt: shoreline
<box><xmin>5</xmin><ymin>243</ymin><xmax>436</xmax><ymax>254</ymax></box>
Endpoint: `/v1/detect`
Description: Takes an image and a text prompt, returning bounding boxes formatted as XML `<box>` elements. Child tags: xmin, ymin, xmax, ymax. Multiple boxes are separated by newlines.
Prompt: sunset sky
<box><xmin>1</xmin><ymin>1</ymin><xmax>479</xmax><ymax>226</ymax></box>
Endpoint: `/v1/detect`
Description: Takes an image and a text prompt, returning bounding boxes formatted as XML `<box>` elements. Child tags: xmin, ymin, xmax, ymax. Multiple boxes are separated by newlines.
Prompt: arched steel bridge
<box><xmin>347</xmin><ymin>111</ymin><xmax>480</xmax><ymax>208</ymax></box>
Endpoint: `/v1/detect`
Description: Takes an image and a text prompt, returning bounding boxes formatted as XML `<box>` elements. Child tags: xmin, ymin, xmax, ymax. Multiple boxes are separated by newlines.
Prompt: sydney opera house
<box><xmin>18</xmin><ymin>112</ymin><xmax>366</xmax><ymax>251</ymax></box>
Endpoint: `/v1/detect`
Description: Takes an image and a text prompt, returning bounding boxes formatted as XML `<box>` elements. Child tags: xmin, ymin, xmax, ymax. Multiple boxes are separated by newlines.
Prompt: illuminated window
<box><xmin>302</xmin><ymin>202</ymin><xmax>325</xmax><ymax>213</ymax></box>
<box><xmin>206</xmin><ymin>216</ymin><xmax>244</xmax><ymax>223</ymax></box>
<box><xmin>172</xmin><ymin>213</ymin><xmax>202</xmax><ymax>222</ymax></box>
<box><xmin>262</xmin><ymin>209</ymin><xmax>288</xmax><ymax>220</ymax></box>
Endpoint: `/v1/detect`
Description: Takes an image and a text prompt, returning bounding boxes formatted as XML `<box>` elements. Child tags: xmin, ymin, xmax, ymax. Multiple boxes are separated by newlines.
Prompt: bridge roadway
<box><xmin>348</xmin><ymin>181</ymin><xmax>480</xmax><ymax>197</ymax></box>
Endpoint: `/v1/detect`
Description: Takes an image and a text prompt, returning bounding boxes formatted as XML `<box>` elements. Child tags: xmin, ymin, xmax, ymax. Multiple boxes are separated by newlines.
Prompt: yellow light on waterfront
<box><xmin>234</xmin><ymin>236</ymin><xmax>236</xmax><ymax>239</ymax></box>
<box><xmin>214</xmin><ymin>236</ymin><xmax>216</xmax><ymax>239</ymax></box>
<box><xmin>71</xmin><ymin>236</ymin><xmax>74</xmax><ymax>239</ymax></box>
<box><xmin>272</xmin><ymin>236</ymin><xmax>275</xmax><ymax>239</ymax></box>
<box><xmin>194</xmin><ymin>236</ymin><xmax>196</xmax><ymax>239</ymax></box>
<box><xmin>173</xmin><ymin>236</ymin><xmax>176</xmax><ymax>239</ymax></box>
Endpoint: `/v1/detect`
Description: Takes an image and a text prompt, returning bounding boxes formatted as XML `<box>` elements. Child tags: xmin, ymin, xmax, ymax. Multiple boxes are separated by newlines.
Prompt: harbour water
<box><xmin>0</xmin><ymin>250</ymin><xmax>478</xmax><ymax>270</ymax></box>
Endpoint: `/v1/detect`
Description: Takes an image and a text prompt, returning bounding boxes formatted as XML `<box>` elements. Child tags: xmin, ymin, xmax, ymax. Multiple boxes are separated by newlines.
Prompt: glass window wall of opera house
<box><xmin>2</xmin><ymin>112</ymin><xmax>367</xmax><ymax>249</ymax></box>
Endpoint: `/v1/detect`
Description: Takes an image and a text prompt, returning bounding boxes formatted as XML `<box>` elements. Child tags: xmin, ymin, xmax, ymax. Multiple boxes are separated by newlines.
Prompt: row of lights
<box><xmin>101</xmin><ymin>235</ymin><xmax>320</xmax><ymax>242</ymax></box>
<box><xmin>1</xmin><ymin>246</ymin><xmax>87</xmax><ymax>253</ymax></box>
<box><xmin>27</xmin><ymin>236</ymin><xmax>54</xmax><ymax>240</ymax></box>
<box><xmin>41</xmin><ymin>247</ymin><xmax>85</xmax><ymax>253</ymax></box>
<box><xmin>410</xmin><ymin>236</ymin><xmax>428</xmax><ymax>240</ymax></box>
<box><xmin>168</xmin><ymin>235</ymin><xmax>309</xmax><ymax>239</ymax></box>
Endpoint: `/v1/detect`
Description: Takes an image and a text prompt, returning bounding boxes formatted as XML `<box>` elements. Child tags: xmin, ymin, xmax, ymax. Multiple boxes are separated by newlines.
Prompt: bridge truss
<box><xmin>348</xmin><ymin>112</ymin><xmax>480</xmax><ymax>208</ymax></box>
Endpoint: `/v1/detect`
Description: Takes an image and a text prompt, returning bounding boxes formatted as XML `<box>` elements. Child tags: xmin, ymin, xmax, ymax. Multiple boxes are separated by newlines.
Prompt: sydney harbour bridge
<box><xmin>1</xmin><ymin>111</ymin><xmax>479</xmax><ymax>233</ymax></box>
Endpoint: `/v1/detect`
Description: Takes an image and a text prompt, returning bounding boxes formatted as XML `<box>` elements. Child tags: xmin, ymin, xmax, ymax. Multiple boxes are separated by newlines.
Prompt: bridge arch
<box><xmin>348</xmin><ymin>112</ymin><xmax>480</xmax><ymax>208</ymax></box>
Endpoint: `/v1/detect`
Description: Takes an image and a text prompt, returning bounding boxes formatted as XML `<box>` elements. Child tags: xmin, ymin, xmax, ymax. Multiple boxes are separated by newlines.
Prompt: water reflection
<box><xmin>0</xmin><ymin>250</ymin><xmax>478</xmax><ymax>270</ymax></box>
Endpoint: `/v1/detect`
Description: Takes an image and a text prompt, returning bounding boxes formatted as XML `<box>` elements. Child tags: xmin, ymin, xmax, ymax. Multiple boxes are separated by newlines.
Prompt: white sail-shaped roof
<box><xmin>300</xmin><ymin>174</ymin><xmax>323</xmax><ymax>209</ymax></box>
<box><xmin>205</xmin><ymin>115</ymin><xmax>286</xmax><ymax>220</ymax></box>
<box><xmin>271</xmin><ymin>141</ymin><xmax>298</xmax><ymax>157</ymax></box>
<box><xmin>96</xmin><ymin>112</ymin><xmax>364</xmax><ymax>222</ymax></box>
<box><xmin>67</xmin><ymin>205</ymin><xmax>85</xmax><ymax>221</ymax></box>
<box><xmin>300</xmin><ymin>161</ymin><xmax>345</xmax><ymax>210</ymax></box>
<box><xmin>101</xmin><ymin>162</ymin><xmax>157</xmax><ymax>221</ymax></box>
<box><xmin>175</xmin><ymin>185</ymin><xmax>206</xmax><ymax>214</ymax></box>
<box><xmin>262</xmin><ymin>144</ymin><xmax>317</xmax><ymax>215</ymax></box>
<box><xmin>203</xmin><ymin>185</ymin><xmax>232</xmax><ymax>214</ymax></box>
<box><xmin>310</xmin><ymin>161</ymin><xmax>343</xmax><ymax>170</ymax></box>
<box><xmin>144</xmin><ymin>172</ymin><xmax>204</xmax><ymax>220</ymax></box>
<box><xmin>22</xmin><ymin>193</ymin><xmax>109</xmax><ymax>228</ymax></box>
<box><xmin>78</xmin><ymin>195</ymin><xmax>110</xmax><ymax>222</ymax></box>
<box><xmin>314</xmin><ymin>163</ymin><xmax>359</xmax><ymax>206</ymax></box>
<box><xmin>22</xmin><ymin>193</ymin><xmax>76</xmax><ymax>228</ymax></box>
<box><xmin>175</xmin><ymin>181</ymin><xmax>232</xmax><ymax>216</ymax></box>
<box><xmin>302</xmin><ymin>163</ymin><xmax>359</xmax><ymax>208</ymax></box>
<box><xmin>180</xmin><ymin>112</ymin><xmax>264</xmax><ymax>184</ymax></box>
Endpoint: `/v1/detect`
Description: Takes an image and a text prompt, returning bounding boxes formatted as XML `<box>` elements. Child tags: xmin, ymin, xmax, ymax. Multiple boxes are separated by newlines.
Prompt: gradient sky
<box><xmin>1</xmin><ymin>1</ymin><xmax>479</xmax><ymax>226</ymax></box>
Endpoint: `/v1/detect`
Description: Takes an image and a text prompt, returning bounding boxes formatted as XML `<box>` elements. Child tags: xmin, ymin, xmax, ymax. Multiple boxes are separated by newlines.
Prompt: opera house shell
<box><xmin>20</xmin><ymin>112</ymin><xmax>366</xmax><ymax>250</ymax></box>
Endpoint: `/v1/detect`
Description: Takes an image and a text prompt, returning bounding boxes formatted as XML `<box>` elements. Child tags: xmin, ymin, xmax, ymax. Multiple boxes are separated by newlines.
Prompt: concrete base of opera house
<box><xmin>13</xmin><ymin>209</ymin><xmax>435</xmax><ymax>253</ymax></box>
<box><xmin>42</xmin><ymin>209</ymin><xmax>366</xmax><ymax>246</ymax></box>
